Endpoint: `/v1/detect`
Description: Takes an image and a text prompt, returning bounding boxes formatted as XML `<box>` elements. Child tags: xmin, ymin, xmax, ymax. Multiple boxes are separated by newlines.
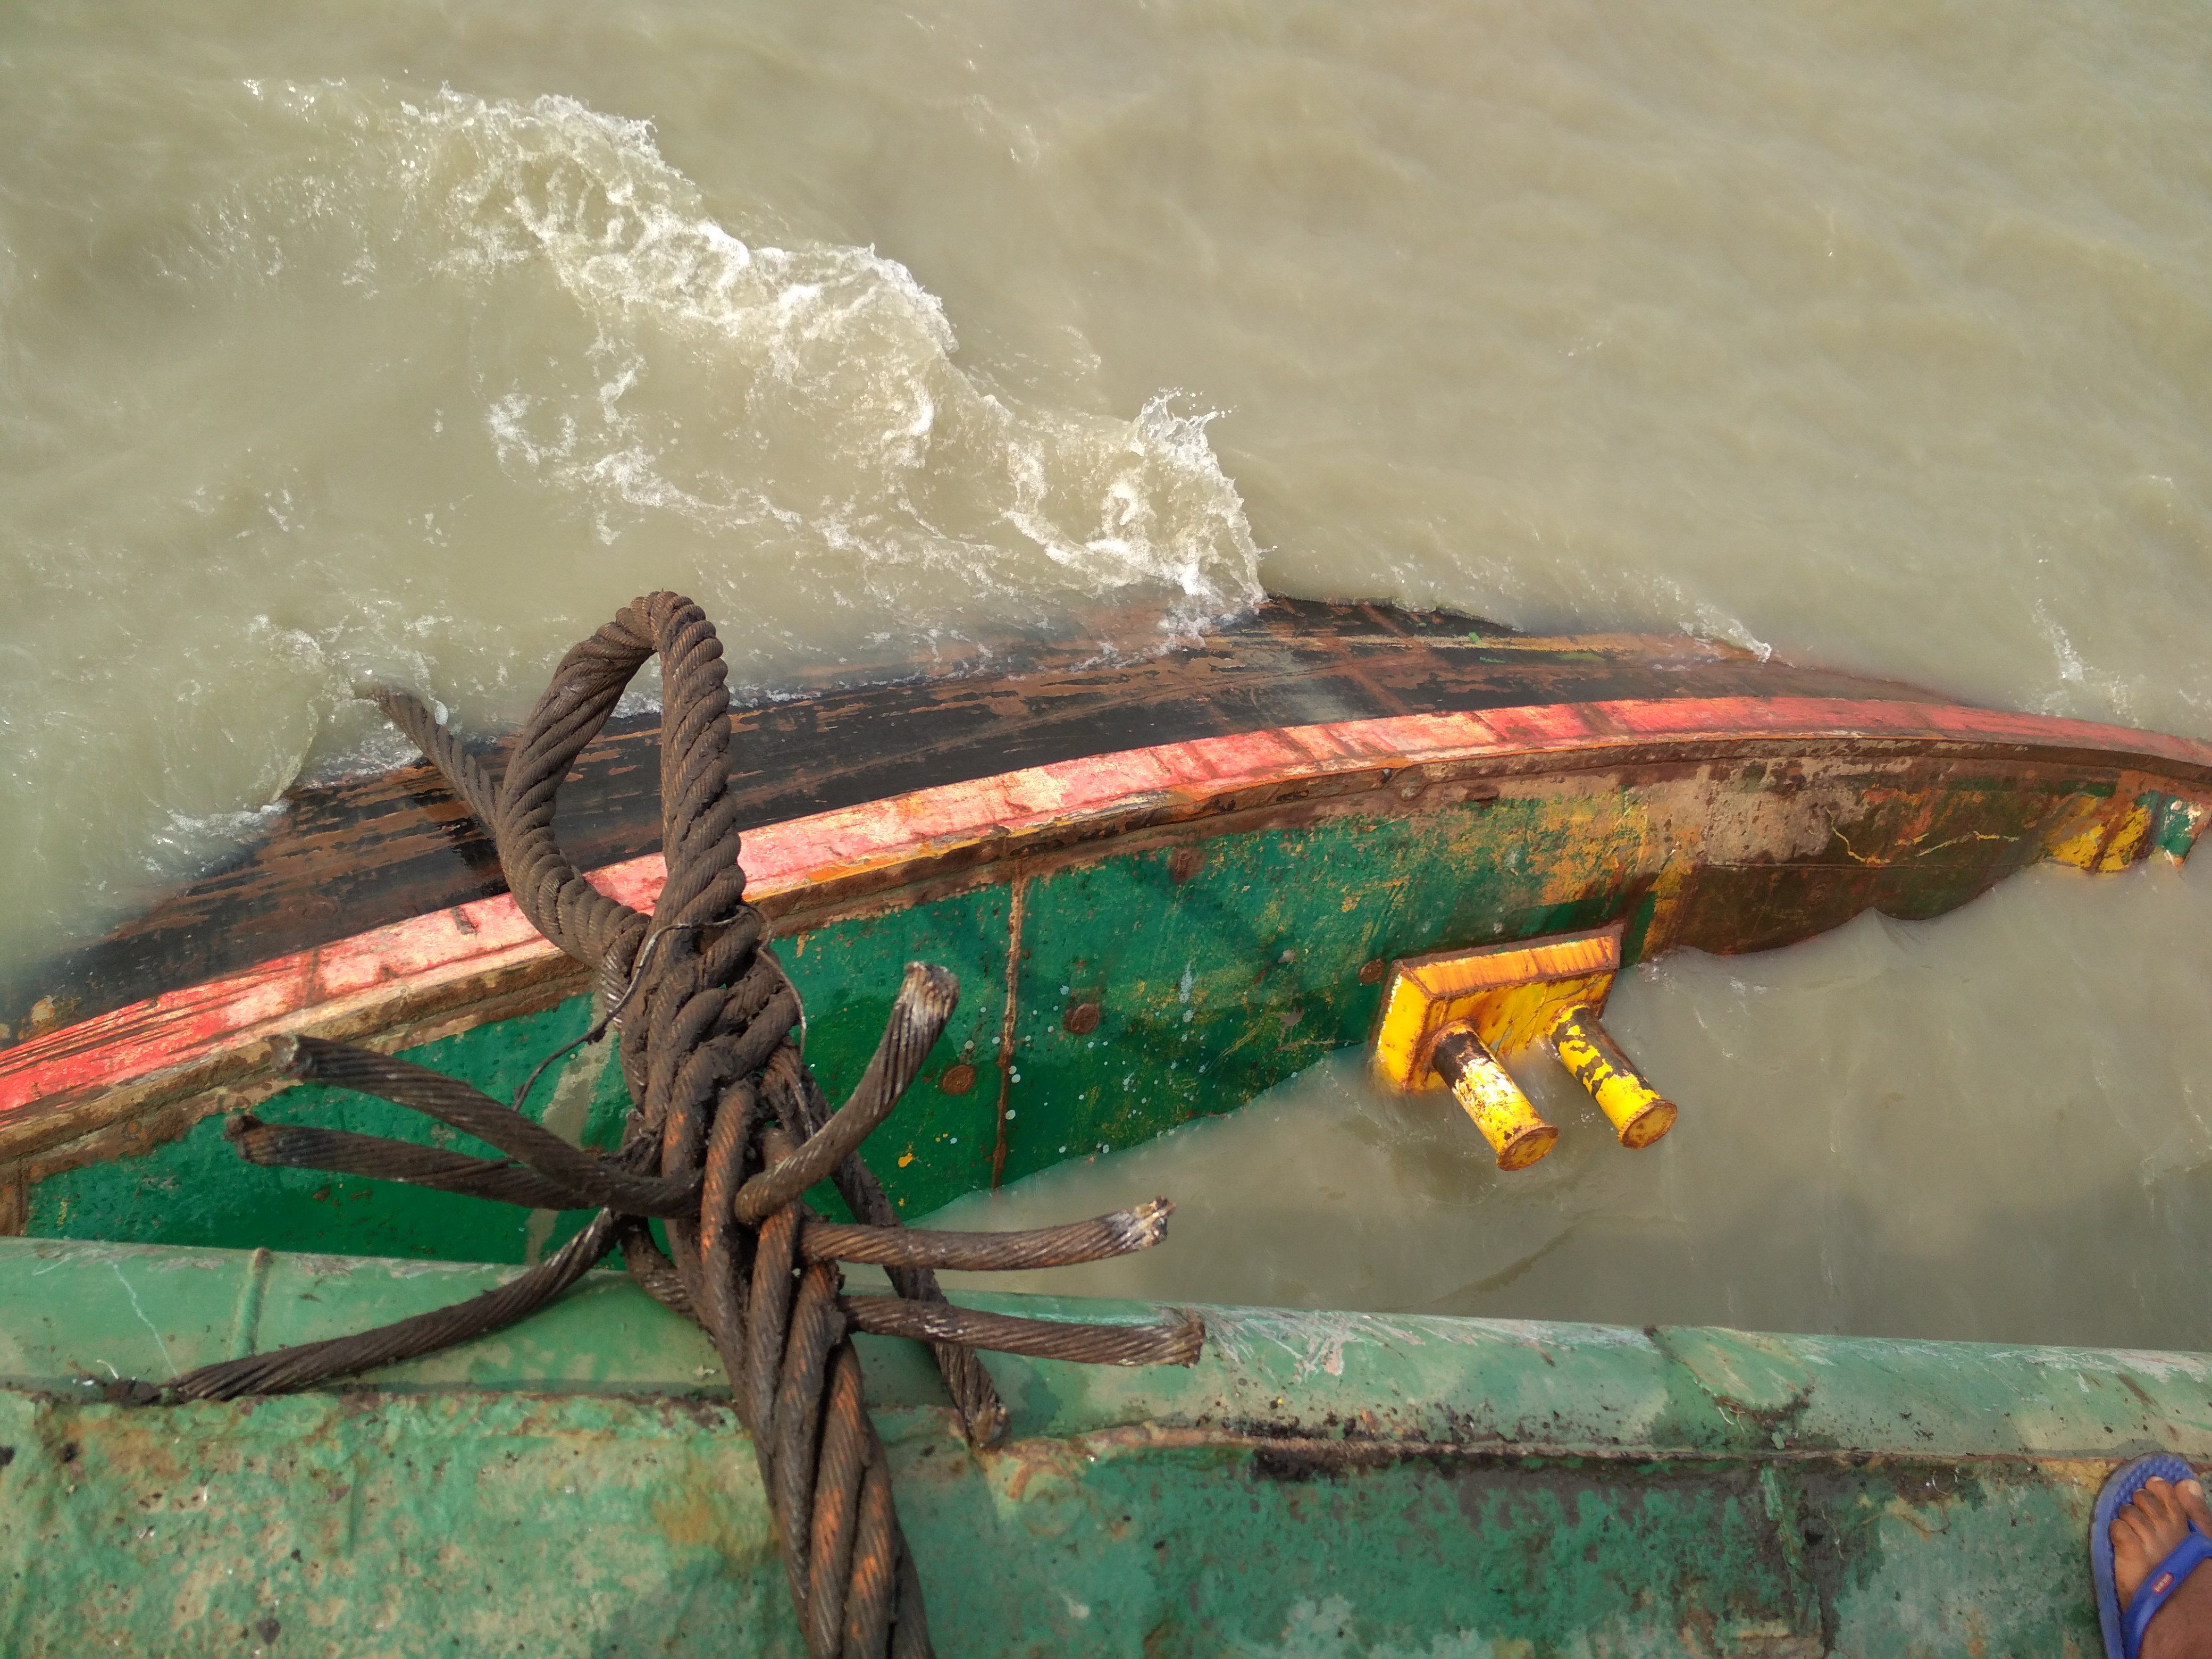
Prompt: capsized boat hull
<box><xmin>5</xmin><ymin>665</ymin><xmax>2208</xmax><ymax>1259</ymax></box>
<box><xmin>0</xmin><ymin>1233</ymin><xmax>2174</xmax><ymax>1656</ymax></box>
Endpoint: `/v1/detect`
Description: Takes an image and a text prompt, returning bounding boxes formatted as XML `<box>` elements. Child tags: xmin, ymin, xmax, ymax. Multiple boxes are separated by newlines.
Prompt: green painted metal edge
<box><xmin>2</xmin><ymin>1236</ymin><xmax>2202</xmax><ymax>1655</ymax></box>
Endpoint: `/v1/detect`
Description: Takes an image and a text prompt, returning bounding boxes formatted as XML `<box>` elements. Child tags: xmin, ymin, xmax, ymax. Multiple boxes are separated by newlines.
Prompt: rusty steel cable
<box><xmin>227</xmin><ymin>1115</ymin><xmax>582</xmax><ymax>1210</ymax></box>
<box><xmin>799</xmin><ymin>1199</ymin><xmax>1172</xmax><ymax>1271</ymax></box>
<box><xmin>150</xmin><ymin>592</ymin><xmax>1201</xmax><ymax>1658</ymax></box>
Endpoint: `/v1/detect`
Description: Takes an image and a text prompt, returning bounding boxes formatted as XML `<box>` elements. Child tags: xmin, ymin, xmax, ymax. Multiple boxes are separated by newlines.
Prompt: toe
<box><xmin>2121</xmin><ymin>1511</ymin><xmax>2151</xmax><ymax>1557</ymax></box>
<box><xmin>2119</xmin><ymin>1514</ymin><xmax>2157</xmax><ymax>1602</ymax></box>
<box><xmin>2180</xmin><ymin>1478</ymin><xmax>2211</xmax><ymax>1536</ymax></box>
<box><xmin>2144</xmin><ymin>1479</ymin><xmax>2181</xmax><ymax>1526</ymax></box>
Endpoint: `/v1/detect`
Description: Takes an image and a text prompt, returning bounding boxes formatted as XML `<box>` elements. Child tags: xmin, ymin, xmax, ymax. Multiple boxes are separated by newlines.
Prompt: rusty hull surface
<box><xmin>0</xmin><ymin>1233</ymin><xmax>2194</xmax><ymax>1656</ymax></box>
<box><xmin>11</xmin><ymin>705</ymin><xmax>2210</xmax><ymax>1260</ymax></box>
<box><xmin>0</xmin><ymin>602</ymin><xmax>1945</xmax><ymax>1044</ymax></box>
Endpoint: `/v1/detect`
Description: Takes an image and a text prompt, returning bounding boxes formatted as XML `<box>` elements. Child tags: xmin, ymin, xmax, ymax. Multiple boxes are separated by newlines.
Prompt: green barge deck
<box><xmin>0</xmin><ymin>1232</ymin><xmax>2182</xmax><ymax>1656</ymax></box>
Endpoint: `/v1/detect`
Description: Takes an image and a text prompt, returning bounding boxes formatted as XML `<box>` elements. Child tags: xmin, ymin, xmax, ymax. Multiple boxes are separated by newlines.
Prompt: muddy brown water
<box><xmin>5</xmin><ymin>0</ymin><xmax>2211</xmax><ymax>1347</ymax></box>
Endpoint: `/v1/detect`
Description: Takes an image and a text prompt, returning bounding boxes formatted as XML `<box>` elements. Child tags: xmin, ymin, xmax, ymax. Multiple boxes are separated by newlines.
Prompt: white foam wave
<box><xmin>278</xmin><ymin>85</ymin><xmax>1260</xmax><ymax>633</ymax></box>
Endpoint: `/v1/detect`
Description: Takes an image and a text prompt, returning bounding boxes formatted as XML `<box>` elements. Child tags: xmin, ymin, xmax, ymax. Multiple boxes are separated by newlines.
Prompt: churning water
<box><xmin>6</xmin><ymin>0</ymin><xmax>2212</xmax><ymax>1346</ymax></box>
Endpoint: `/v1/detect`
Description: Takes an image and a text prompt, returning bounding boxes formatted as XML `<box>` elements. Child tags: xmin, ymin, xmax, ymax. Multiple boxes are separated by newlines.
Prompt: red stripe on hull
<box><xmin>5</xmin><ymin>698</ymin><xmax>2208</xmax><ymax>1124</ymax></box>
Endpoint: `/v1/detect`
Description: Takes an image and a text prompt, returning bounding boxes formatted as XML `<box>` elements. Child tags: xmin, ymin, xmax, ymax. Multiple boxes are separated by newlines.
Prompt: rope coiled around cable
<box><xmin>150</xmin><ymin>593</ymin><xmax>1203</xmax><ymax>1657</ymax></box>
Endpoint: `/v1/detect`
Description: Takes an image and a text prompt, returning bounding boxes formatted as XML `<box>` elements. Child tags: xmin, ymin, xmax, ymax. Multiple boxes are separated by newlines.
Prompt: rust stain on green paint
<box><xmin>19</xmin><ymin>748</ymin><xmax>2200</xmax><ymax>1258</ymax></box>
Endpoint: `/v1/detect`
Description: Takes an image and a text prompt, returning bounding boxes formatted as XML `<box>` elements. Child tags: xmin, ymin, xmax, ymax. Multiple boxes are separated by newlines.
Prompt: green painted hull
<box><xmin>21</xmin><ymin>756</ymin><xmax>2197</xmax><ymax>1260</ymax></box>
<box><xmin>0</xmin><ymin>1233</ymin><xmax>2180</xmax><ymax>1656</ymax></box>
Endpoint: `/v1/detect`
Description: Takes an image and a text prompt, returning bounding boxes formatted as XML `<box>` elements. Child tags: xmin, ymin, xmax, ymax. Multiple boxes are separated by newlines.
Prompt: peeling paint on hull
<box><xmin>0</xmin><ymin>1236</ymin><xmax>2194</xmax><ymax>1656</ymax></box>
<box><xmin>5</xmin><ymin>692</ymin><xmax>2208</xmax><ymax>1258</ymax></box>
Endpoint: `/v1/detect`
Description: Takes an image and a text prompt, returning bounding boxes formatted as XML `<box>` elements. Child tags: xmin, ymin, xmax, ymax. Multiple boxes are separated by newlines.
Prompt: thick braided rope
<box><xmin>163</xmin><ymin>594</ymin><xmax>1201</xmax><ymax>1657</ymax></box>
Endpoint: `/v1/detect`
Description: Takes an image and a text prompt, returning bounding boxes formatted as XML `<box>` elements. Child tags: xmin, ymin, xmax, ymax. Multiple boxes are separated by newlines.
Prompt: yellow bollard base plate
<box><xmin>1370</xmin><ymin>924</ymin><xmax>1623</xmax><ymax>1092</ymax></box>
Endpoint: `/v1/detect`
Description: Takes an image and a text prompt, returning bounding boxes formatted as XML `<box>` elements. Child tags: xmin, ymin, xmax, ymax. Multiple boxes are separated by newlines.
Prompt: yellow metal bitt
<box><xmin>1370</xmin><ymin>923</ymin><xmax>1682</xmax><ymax>1164</ymax></box>
<box><xmin>1371</xmin><ymin>924</ymin><xmax>1624</xmax><ymax>1092</ymax></box>
<box><xmin>1430</xmin><ymin>1024</ymin><xmax>1558</xmax><ymax>1170</ymax></box>
<box><xmin>1546</xmin><ymin>1003</ymin><xmax>1677</xmax><ymax>1149</ymax></box>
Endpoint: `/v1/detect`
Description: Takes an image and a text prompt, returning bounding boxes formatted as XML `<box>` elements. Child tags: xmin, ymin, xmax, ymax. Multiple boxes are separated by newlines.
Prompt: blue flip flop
<box><xmin>2094</xmin><ymin>1453</ymin><xmax>2212</xmax><ymax>1659</ymax></box>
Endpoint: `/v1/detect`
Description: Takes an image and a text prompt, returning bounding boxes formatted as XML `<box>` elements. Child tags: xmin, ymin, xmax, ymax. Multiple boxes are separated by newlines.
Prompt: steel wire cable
<box><xmin>146</xmin><ymin>592</ymin><xmax>1201</xmax><ymax>1657</ymax></box>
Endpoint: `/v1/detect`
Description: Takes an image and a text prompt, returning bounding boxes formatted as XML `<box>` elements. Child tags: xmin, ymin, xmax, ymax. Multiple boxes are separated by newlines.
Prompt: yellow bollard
<box><xmin>1429</xmin><ymin>1023</ymin><xmax>1558</xmax><ymax>1170</ymax></box>
<box><xmin>1546</xmin><ymin>1003</ymin><xmax>1677</xmax><ymax>1149</ymax></box>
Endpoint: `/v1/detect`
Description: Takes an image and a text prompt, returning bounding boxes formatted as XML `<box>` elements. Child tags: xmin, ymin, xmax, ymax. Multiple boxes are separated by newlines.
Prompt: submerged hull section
<box><xmin>0</xmin><ymin>1233</ymin><xmax>2181</xmax><ymax>1656</ymax></box>
<box><xmin>5</xmin><ymin>688</ymin><xmax>2209</xmax><ymax>1260</ymax></box>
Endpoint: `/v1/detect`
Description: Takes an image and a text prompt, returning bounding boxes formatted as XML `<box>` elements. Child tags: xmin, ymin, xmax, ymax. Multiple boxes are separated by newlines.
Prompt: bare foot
<box><xmin>2113</xmin><ymin>1476</ymin><xmax>2212</xmax><ymax>1659</ymax></box>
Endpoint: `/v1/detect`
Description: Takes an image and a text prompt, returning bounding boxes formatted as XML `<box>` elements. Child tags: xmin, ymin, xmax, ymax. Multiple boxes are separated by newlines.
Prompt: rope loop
<box><xmin>164</xmin><ymin>594</ymin><xmax>1202</xmax><ymax>1656</ymax></box>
